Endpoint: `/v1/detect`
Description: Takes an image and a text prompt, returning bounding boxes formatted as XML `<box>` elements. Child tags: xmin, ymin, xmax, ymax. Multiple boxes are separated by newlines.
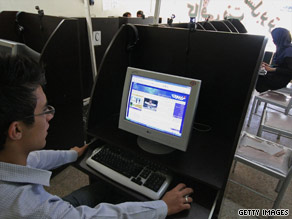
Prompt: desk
<box><xmin>77</xmin><ymin>116</ymin><xmax>230</xmax><ymax>218</ymax></box>
<box><xmin>77</xmin><ymin>24</ymin><xmax>266</xmax><ymax>218</ymax></box>
<box><xmin>78</xmin><ymin>145</ymin><xmax>219</xmax><ymax>218</ymax></box>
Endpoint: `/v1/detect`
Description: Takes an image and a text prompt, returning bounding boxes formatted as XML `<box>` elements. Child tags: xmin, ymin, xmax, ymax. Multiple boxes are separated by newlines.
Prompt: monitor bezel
<box><xmin>0</xmin><ymin>39</ymin><xmax>40</xmax><ymax>62</ymax></box>
<box><xmin>0</xmin><ymin>39</ymin><xmax>17</xmax><ymax>56</ymax></box>
<box><xmin>119</xmin><ymin>67</ymin><xmax>201</xmax><ymax>152</ymax></box>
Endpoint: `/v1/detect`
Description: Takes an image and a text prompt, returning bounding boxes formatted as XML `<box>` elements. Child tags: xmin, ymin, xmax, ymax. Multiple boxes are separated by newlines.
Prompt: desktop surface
<box><xmin>78</xmin><ymin>139</ymin><xmax>218</xmax><ymax>219</ymax></box>
<box><xmin>86</xmin><ymin>114</ymin><xmax>230</xmax><ymax>190</ymax></box>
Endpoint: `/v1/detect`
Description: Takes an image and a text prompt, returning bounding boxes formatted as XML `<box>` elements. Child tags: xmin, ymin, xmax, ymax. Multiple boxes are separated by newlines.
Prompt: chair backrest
<box><xmin>236</xmin><ymin>132</ymin><xmax>291</xmax><ymax>177</ymax></box>
<box><xmin>276</xmin><ymin>82</ymin><xmax>292</xmax><ymax>96</ymax></box>
<box><xmin>287</xmin><ymin>157</ymin><xmax>292</xmax><ymax>181</ymax></box>
<box><xmin>288</xmin><ymin>95</ymin><xmax>292</xmax><ymax>110</ymax></box>
<box><xmin>281</xmin><ymin>92</ymin><xmax>292</xmax><ymax>114</ymax></box>
<box><xmin>259</xmin><ymin>91</ymin><xmax>292</xmax><ymax>112</ymax></box>
<box><xmin>272</xmin><ymin>149</ymin><xmax>292</xmax><ymax>209</ymax></box>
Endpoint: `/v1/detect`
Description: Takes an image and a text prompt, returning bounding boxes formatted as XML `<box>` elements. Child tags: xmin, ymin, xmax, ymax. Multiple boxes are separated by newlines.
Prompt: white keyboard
<box><xmin>258</xmin><ymin>68</ymin><xmax>267</xmax><ymax>75</ymax></box>
<box><xmin>86</xmin><ymin>145</ymin><xmax>172</xmax><ymax>200</ymax></box>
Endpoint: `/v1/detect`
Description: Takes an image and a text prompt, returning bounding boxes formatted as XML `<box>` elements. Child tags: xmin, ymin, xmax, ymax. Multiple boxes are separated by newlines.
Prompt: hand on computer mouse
<box><xmin>162</xmin><ymin>183</ymin><xmax>193</xmax><ymax>215</ymax></box>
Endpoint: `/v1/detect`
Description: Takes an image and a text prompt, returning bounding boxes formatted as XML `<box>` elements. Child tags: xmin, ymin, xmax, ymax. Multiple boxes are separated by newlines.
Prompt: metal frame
<box><xmin>257</xmin><ymin>110</ymin><xmax>292</xmax><ymax>139</ymax></box>
<box><xmin>247</xmin><ymin>90</ymin><xmax>292</xmax><ymax>127</ymax></box>
<box><xmin>232</xmin><ymin>132</ymin><xmax>292</xmax><ymax>213</ymax></box>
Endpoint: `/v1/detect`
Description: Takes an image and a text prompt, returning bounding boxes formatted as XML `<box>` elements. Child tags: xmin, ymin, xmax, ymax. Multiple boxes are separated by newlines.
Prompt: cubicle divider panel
<box><xmin>228</xmin><ymin>18</ymin><xmax>248</xmax><ymax>33</ymax></box>
<box><xmin>80</xmin><ymin>17</ymin><xmax>156</xmax><ymax>98</ymax></box>
<box><xmin>170</xmin><ymin>19</ymin><xmax>245</xmax><ymax>33</ymax></box>
<box><xmin>78</xmin><ymin>17</ymin><xmax>155</xmax><ymax>99</ymax></box>
<box><xmin>17</xmin><ymin>13</ymin><xmax>64</xmax><ymax>53</ymax></box>
<box><xmin>210</xmin><ymin>21</ymin><xmax>232</xmax><ymax>32</ymax></box>
<box><xmin>131</xmin><ymin>25</ymin><xmax>266</xmax><ymax>182</ymax></box>
<box><xmin>87</xmin><ymin>24</ymin><xmax>266</xmax><ymax>187</ymax></box>
<box><xmin>92</xmin><ymin>18</ymin><xmax>120</xmax><ymax>78</ymax></box>
<box><xmin>137</xmin><ymin>27</ymin><xmax>264</xmax><ymax>129</ymax></box>
<box><xmin>75</xmin><ymin>18</ymin><xmax>94</xmax><ymax>99</ymax></box>
<box><xmin>0</xmin><ymin>11</ymin><xmax>19</xmax><ymax>42</ymax></box>
<box><xmin>40</xmin><ymin>19</ymin><xmax>84</xmax><ymax>150</ymax></box>
<box><xmin>0</xmin><ymin>11</ymin><xmax>84</xmax><ymax>150</ymax></box>
<box><xmin>0</xmin><ymin>11</ymin><xmax>64</xmax><ymax>53</ymax></box>
<box><xmin>197</xmin><ymin>22</ymin><xmax>217</xmax><ymax>31</ymax></box>
<box><xmin>91</xmin><ymin>17</ymin><xmax>155</xmax><ymax>73</ymax></box>
<box><xmin>84</xmin><ymin>24</ymin><xmax>266</xmax><ymax>217</ymax></box>
<box><xmin>87</xmin><ymin>24</ymin><xmax>133</xmax><ymax>130</ymax></box>
<box><xmin>118</xmin><ymin>17</ymin><xmax>155</xmax><ymax>26</ymax></box>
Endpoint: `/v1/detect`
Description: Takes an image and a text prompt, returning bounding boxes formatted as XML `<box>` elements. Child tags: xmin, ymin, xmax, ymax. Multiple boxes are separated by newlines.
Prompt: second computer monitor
<box><xmin>119</xmin><ymin>67</ymin><xmax>201</xmax><ymax>154</ymax></box>
<box><xmin>0</xmin><ymin>39</ymin><xmax>40</xmax><ymax>62</ymax></box>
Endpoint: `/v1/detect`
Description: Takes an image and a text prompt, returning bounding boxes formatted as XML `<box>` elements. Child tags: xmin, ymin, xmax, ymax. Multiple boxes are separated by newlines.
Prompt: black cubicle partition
<box><xmin>0</xmin><ymin>11</ymin><xmax>156</xmax><ymax>148</ymax></box>
<box><xmin>80</xmin><ymin>17</ymin><xmax>155</xmax><ymax>98</ymax></box>
<box><xmin>0</xmin><ymin>11</ymin><xmax>85</xmax><ymax>150</ymax></box>
<box><xmin>0</xmin><ymin>11</ymin><xmax>19</xmax><ymax>42</ymax></box>
<box><xmin>118</xmin><ymin>17</ymin><xmax>154</xmax><ymax>26</ymax></box>
<box><xmin>222</xmin><ymin>20</ymin><xmax>239</xmax><ymax>33</ymax></box>
<box><xmin>0</xmin><ymin>11</ymin><xmax>64</xmax><ymax>53</ymax></box>
<box><xmin>227</xmin><ymin>18</ymin><xmax>248</xmax><ymax>33</ymax></box>
<box><xmin>209</xmin><ymin>21</ymin><xmax>232</xmax><ymax>32</ymax></box>
<box><xmin>170</xmin><ymin>19</ymin><xmax>246</xmax><ymax>33</ymax></box>
<box><xmin>40</xmin><ymin>19</ymin><xmax>84</xmax><ymax>150</ymax></box>
<box><xmin>80</xmin><ymin>24</ymin><xmax>267</xmax><ymax>218</ymax></box>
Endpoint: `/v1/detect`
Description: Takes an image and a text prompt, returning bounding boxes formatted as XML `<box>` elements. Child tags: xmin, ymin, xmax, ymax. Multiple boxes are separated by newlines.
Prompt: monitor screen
<box><xmin>119</xmin><ymin>67</ymin><xmax>201</xmax><ymax>154</ymax></box>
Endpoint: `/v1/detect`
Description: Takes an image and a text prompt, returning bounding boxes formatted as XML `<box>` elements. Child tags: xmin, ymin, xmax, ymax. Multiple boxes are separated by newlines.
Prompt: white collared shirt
<box><xmin>0</xmin><ymin>150</ymin><xmax>167</xmax><ymax>219</ymax></box>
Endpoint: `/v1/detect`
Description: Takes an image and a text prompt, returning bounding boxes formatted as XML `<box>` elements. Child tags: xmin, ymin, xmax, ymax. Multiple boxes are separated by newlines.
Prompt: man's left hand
<box><xmin>70</xmin><ymin>144</ymin><xmax>89</xmax><ymax>157</ymax></box>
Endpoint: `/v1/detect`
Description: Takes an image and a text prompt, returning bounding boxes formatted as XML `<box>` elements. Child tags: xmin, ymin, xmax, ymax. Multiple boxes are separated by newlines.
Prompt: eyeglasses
<box><xmin>23</xmin><ymin>105</ymin><xmax>55</xmax><ymax>119</ymax></box>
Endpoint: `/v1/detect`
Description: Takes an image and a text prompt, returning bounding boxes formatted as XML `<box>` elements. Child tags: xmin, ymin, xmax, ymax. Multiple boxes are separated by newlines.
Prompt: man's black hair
<box><xmin>123</xmin><ymin>12</ymin><xmax>131</xmax><ymax>17</ymax></box>
<box><xmin>0</xmin><ymin>55</ymin><xmax>46</xmax><ymax>150</ymax></box>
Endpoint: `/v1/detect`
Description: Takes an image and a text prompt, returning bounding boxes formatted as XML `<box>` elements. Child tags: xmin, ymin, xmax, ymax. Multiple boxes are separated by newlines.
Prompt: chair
<box><xmin>232</xmin><ymin>132</ymin><xmax>292</xmax><ymax>210</ymax></box>
<box><xmin>257</xmin><ymin>109</ymin><xmax>292</xmax><ymax>139</ymax></box>
<box><xmin>276</xmin><ymin>81</ymin><xmax>292</xmax><ymax>96</ymax></box>
<box><xmin>247</xmin><ymin>90</ymin><xmax>292</xmax><ymax>127</ymax></box>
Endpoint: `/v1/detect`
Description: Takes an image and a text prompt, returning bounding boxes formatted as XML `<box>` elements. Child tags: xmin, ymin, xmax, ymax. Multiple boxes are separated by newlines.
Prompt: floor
<box><xmin>219</xmin><ymin>92</ymin><xmax>292</xmax><ymax>219</ymax></box>
<box><xmin>45</xmin><ymin>92</ymin><xmax>292</xmax><ymax>218</ymax></box>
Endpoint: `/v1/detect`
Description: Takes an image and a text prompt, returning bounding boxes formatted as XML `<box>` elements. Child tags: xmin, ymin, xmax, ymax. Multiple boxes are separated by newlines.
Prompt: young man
<box><xmin>0</xmin><ymin>55</ymin><xmax>193</xmax><ymax>218</ymax></box>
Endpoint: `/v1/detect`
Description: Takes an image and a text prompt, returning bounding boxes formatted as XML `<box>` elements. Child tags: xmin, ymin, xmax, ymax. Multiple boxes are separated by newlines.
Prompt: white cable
<box><xmin>83</xmin><ymin>0</ymin><xmax>98</xmax><ymax>82</ymax></box>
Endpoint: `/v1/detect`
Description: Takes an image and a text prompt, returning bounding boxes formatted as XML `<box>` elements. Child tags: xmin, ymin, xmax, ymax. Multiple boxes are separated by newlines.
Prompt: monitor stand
<box><xmin>137</xmin><ymin>136</ymin><xmax>175</xmax><ymax>154</ymax></box>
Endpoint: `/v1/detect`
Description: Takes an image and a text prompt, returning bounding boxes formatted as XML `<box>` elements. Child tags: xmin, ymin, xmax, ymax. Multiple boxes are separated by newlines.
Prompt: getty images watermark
<box><xmin>238</xmin><ymin>209</ymin><xmax>289</xmax><ymax>217</ymax></box>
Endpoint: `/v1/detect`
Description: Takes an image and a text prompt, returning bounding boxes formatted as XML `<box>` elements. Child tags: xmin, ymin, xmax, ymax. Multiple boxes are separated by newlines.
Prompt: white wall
<box><xmin>0</xmin><ymin>0</ymin><xmax>84</xmax><ymax>17</ymax></box>
<box><xmin>160</xmin><ymin>0</ymin><xmax>291</xmax><ymax>50</ymax></box>
<box><xmin>0</xmin><ymin>0</ymin><xmax>155</xmax><ymax>18</ymax></box>
<box><xmin>1</xmin><ymin>0</ymin><xmax>291</xmax><ymax>50</ymax></box>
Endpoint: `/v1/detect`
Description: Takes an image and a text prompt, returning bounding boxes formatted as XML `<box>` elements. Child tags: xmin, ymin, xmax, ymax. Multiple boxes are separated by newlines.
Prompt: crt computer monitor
<box><xmin>0</xmin><ymin>39</ymin><xmax>40</xmax><ymax>62</ymax></box>
<box><xmin>119</xmin><ymin>67</ymin><xmax>201</xmax><ymax>154</ymax></box>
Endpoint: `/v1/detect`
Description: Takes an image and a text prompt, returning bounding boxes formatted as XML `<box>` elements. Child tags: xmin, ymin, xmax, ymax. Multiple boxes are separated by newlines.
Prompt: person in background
<box><xmin>256</xmin><ymin>27</ymin><xmax>292</xmax><ymax>93</ymax></box>
<box><xmin>123</xmin><ymin>12</ymin><xmax>131</xmax><ymax>17</ymax></box>
<box><xmin>0</xmin><ymin>55</ymin><xmax>194</xmax><ymax>219</ymax></box>
<box><xmin>137</xmin><ymin>10</ymin><xmax>145</xmax><ymax>18</ymax></box>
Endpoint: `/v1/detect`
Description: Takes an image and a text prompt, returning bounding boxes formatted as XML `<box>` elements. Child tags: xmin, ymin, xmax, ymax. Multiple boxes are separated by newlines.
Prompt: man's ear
<box><xmin>7</xmin><ymin>121</ymin><xmax>23</xmax><ymax>140</ymax></box>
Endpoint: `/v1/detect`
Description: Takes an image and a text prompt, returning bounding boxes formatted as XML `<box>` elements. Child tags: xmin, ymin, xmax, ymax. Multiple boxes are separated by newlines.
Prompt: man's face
<box><xmin>21</xmin><ymin>86</ymin><xmax>54</xmax><ymax>152</ymax></box>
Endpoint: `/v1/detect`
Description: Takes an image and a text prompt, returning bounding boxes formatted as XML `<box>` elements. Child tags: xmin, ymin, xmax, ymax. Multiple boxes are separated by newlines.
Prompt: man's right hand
<box><xmin>162</xmin><ymin>183</ymin><xmax>194</xmax><ymax>215</ymax></box>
